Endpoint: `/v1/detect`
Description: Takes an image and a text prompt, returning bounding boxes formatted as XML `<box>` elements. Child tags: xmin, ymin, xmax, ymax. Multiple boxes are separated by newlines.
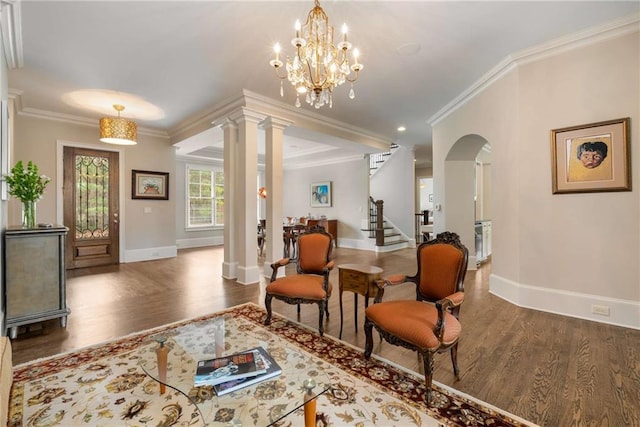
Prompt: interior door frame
<box><xmin>56</xmin><ymin>140</ymin><xmax>126</xmax><ymax>264</ymax></box>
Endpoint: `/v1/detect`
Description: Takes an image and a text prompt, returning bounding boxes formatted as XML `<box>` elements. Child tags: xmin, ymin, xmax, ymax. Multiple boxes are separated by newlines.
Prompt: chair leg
<box><xmin>297</xmin><ymin>304</ymin><xmax>301</xmax><ymax>317</ymax></box>
<box><xmin>422</xmin><ymin>351</ymin><xmax>435</xmax><ymax>406</ymax></box>
<box><xmin>317</xmin><ymin>301</ymin><xmax>325</xmax><ymax>336</ymax></box>
<box><xmin>450</xmin><ymin>342</ymin><xmax>460</xmax><ymax>379</ymax></box>
<box><xmin>264</xmin><ymin>294</ymin><xmax>273</xmax><ymax>326</ymax></box>
<box><xmin>363</xmin><ymin>318</ymin><xmax>374</xmax><ymax>358</ymax></box>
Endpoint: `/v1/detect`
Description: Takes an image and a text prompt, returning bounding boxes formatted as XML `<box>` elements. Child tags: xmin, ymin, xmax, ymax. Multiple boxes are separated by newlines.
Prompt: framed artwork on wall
<box><xmin>132</xmin><ymin>170</ymin><xmax>169</xmax><ymax>200</ymax></box>
<box><xmin>310</xmin><ymin>181</ymin><xmax>332</xmax><ymax>207</ymax></box>
<box><xmin>550</xmin><ymin>117</ymin><xmax>630</xmax><ymax>194</ymax></box>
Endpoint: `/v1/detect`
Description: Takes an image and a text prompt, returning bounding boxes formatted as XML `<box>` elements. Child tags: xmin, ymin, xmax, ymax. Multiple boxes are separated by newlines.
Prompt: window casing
<box><xmin>186</xmin><ymin>165</ymin><xmax>224</xmax><ymax>229</ymax></box>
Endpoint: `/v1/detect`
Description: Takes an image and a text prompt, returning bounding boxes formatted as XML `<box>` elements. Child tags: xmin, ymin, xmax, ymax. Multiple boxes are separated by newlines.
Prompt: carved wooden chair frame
<box><xmin>264</xmin><ymin>225</ymin><xmax>334</xmax><ymax>335</ymax></box>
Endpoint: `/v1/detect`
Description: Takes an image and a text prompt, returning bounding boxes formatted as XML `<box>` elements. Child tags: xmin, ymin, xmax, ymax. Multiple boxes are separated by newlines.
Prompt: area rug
<box><xmin>9</xmin><ymin>303</ymin><xmax>536</xmax><ymax>426</ymax></box>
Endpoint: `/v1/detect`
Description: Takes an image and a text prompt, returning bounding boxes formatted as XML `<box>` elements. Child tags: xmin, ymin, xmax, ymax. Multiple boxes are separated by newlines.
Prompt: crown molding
<box><xmin>428</xmin><ymin>13</ymin><xmax>640</xmax><ymax>127</ymax></box>
<box><xmin>9</xmin><ymin>89</ymin><xmax>169</xmax><ymax>139</ymax></box>
<box><xmin>1</xmin><ymin>0</ymin><xmax>23</xmax><ymax>69</ymax></box>
<box><xmin>170</xmin><ymin>89</ymin><xmax>391</xmax><ymax>151</ymax></box>
<box><xmin>284</xmin><ymin>153</ymin><xmax>363</xmax><ymax>170</ymax></box>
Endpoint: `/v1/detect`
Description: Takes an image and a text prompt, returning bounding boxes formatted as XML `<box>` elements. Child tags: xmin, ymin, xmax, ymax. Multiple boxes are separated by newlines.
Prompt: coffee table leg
<box><xmin>303</xmin><ymin>379</ymin><xmax>317</xmax><ymax>427</ymax></box>
<box><xmin>155</xmin><ymin>336</ymin><xmax>168</xmax><ymax>395</ymax></box>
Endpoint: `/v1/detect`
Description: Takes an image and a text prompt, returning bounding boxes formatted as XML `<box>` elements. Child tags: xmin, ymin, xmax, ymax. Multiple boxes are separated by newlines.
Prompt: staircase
<box><xmin>369</xmin><ymin>143</ymin><xmax>399</xmax><ymax>176</ymax></box>
<box><xmin>361</xmin><ymin>197</ymin><xmax>409</xmax><ymax>250</ymax></box>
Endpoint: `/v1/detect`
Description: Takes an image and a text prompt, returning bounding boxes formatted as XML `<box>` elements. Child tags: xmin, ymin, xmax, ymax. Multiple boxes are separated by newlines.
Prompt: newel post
<box><xmin>375</xmin><ymin>199</ymin><xmax>384</xmax><ymax>246</ymax></box>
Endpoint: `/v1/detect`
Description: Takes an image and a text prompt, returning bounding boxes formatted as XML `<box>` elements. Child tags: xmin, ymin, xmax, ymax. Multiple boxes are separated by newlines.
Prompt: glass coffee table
<box><xmin>137</xmin><ymin>313</ymin><xmax>331</xmax><ymax>426</ymax></box>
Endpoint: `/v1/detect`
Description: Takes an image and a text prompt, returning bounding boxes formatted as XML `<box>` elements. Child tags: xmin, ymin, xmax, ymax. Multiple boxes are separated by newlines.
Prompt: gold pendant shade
<box><xmin>99</xmin><ymin>104</ymin><xmax>137</xmax><ymax>145</ymax></box>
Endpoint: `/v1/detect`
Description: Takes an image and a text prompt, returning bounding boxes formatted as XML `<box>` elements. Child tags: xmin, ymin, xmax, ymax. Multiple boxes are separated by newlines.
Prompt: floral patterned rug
<box><xmin>9</xmin><ymin>303</ymin><xmax>536</xmax><ymax>426</ymax></box>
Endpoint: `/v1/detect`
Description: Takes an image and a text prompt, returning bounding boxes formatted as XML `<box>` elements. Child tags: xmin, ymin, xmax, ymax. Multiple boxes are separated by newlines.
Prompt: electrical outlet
<box><xmin>591</xmin><ymin>305</ymin><xmax>610</xmax><ymax>316</ymax></box>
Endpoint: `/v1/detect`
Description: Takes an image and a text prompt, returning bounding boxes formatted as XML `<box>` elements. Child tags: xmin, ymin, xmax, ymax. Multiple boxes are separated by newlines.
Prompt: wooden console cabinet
<box><xmin>3</xmin><ymin>225</ymin><xmax>70</xmax><ymax>338</ymax></box>
<box><xmin>306</xmin><ymin>219</ymin><xmax>338</xmax><ymax>246</ymax></box>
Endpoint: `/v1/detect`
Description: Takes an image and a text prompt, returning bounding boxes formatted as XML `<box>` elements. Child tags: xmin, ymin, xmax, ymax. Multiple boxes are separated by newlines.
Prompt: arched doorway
<box><xmin>443</xmin><ymin>134</ymin><xmax>490</xmax><ymax>267</ymax></box>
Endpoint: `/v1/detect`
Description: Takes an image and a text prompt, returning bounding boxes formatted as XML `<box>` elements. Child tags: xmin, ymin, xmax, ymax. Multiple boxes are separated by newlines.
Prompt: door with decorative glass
<box><xmin>63</xmin><ymin>147</ymin><xmax>119</xmax><ymax>269</ymax></box>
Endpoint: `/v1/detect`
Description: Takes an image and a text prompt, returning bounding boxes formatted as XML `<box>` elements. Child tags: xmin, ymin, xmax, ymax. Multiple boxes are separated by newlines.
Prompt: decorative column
<box><xmin>230</xmin><ymin>107</ymin><xmax>265</xmax><ymax>285</ymax></box>
<box><xmin>260</xmin><ymin>116</ymin><xmax>293</xmax><ymax>278</ymax></box>
<box><xmin>219</xmin><ymin>118</ymin><xmax>238</xmax><ymax>279</ymax></box>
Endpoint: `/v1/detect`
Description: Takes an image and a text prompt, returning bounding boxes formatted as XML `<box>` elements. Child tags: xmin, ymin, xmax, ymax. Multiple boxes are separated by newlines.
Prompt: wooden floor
<box><xmin>9</xmin><ymin>245</ymin><xmax>640</xmax><ymax>426</ymax></box>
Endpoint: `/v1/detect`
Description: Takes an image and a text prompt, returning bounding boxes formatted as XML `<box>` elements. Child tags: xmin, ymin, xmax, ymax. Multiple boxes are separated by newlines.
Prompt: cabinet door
<box><xmin>6</xmin><ymin>234</ymin><xmax>63</xmax><ymax>317</ymax></box>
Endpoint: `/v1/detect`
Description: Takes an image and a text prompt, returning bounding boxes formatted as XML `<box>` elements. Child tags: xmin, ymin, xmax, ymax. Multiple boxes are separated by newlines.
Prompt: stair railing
<box><xmin>369</xmin><ymin>197</ymin><xmax>385</xmax><ymax>246</ymax></box>
<box><xmin>369</xmin><ymin>143</ymin><xmax>400</xmax><ymax>176</ymax></box>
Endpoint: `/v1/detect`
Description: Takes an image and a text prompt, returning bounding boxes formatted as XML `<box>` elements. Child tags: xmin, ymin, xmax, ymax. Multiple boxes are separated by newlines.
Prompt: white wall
<box><xmin>283</xmin><ymin>157</ymin><xmax>369</xmax><ymax>246</ymax></box>
<box><xmin>0</xmin><ymin>23</ymin><xmax>8</xmax><ymax>334</ymax></box>
<box><xmin>11</xmin><ymin>114</ymin><xmax>177</xmax><ymax>262</ymax></box>
<box><xmin>370</xmin><ymin>145</ymin><xmax>415</xmax><ymax>239</ymax></box>
<box><xmin>418</xmin><ymin>178</ymin><xmax>433</xmax><ymax>212</ymax></box>
<box><xmin>433</xmin><ymin>30</ymin><xmax>639</xmax><ymax>328</ymax></box>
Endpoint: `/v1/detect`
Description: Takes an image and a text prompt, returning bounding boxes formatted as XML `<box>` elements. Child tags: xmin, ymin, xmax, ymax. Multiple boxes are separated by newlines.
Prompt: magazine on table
<box><xmin>194</xmin><ymin>348</ymin><xmax>267</xmax><ymax>386</ymax></box>
<box><xmin>214</xmin><ymin>346</ymin><xmax>282</xmax><ymax>396</ymax></box>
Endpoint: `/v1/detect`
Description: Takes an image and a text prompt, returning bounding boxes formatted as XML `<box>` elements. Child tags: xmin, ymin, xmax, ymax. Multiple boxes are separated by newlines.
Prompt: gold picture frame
<box><xmin>550</xmin><ymin>117</ymin><xmax>630</xmax><ymax>194</ymax></box>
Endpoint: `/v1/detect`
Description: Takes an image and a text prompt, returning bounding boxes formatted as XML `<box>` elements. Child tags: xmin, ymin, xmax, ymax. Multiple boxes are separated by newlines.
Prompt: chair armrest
<box><xmin>433</xmin><ymin>291</ymin><xmax>465</xmax><ymax>340</ymax></box>
<box><xmin>325</xmin><ymin>260</ymin><xmax>335</xmax><ymax>272</ymax></box>
<box><xmin>385</xmin><ymin>274</ymin><xmax>407</xmax><ymax>286</ymax></box>
<box><xmin>269</xmin><ymin>258</ymin><xmax>291</xmax><ymax>281</ymax></box>
<box><xmin>370</xmin><ymin>274</ymin><xmax>405</xmax><ymax>303</ymax></box>
<box><xmin>444</xmin><ymin>291</ymin><xmax>465</xmax><ymax>307</ymax></box>
<box><xmin>374</xmin><ymin>274</ymin><xmax>407</xmax><ymax>290</ymax></box>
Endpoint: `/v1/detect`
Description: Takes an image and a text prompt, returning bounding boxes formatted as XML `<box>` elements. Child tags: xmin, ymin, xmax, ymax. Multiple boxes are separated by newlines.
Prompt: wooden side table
<box><xmin>337</xmin><ymin>264</ymin><xmax>383</xmax><ymax>339</ymax></box>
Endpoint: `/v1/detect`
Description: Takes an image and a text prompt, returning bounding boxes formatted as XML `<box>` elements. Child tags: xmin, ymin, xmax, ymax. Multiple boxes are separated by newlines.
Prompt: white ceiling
<box><xmin>7</xmin><ymin>1</ymin><xmax>640</xmax><ymax>168</ymax></box>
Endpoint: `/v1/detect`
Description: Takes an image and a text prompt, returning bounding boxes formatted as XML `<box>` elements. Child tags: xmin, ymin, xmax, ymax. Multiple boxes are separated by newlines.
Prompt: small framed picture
<box><xmin>132</xmin><ymin>170</ymin><xmax>169</xmax><ymax>200</ymax></box>
<box><xmin>550</xmin><ymin>117</ymin><xmax>630</xmax><ymax>194</ymax></box>
<box><xmin>310</xmin><ymin>181</ymin><xmax>332</xmax><ymax>207</ymax></box>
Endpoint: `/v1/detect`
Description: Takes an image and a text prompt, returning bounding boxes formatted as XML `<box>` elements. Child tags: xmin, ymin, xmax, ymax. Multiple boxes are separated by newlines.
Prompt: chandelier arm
<box><xmin>273</xmin><ymin>67</ymin><xmax>288</xmax><ymax>80</ymax></box>
<box><xmin>345</xmin><ymin>71</ymin><xmax>360</xmax><ymax>83</ymax></box>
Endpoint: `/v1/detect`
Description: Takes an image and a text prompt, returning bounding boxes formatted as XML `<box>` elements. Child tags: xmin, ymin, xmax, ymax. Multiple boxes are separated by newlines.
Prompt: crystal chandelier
<box><xmin>269</xmin><ymin>0</ymin><xmax>363</xmax><ymax>109</ymax></box>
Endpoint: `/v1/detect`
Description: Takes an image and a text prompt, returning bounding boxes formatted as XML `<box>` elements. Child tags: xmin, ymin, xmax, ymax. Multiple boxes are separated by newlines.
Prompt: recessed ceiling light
<box><xmin>397</xmin><ymin>126</ymin><xmax>406</xmax><ymax>132</ymax></box>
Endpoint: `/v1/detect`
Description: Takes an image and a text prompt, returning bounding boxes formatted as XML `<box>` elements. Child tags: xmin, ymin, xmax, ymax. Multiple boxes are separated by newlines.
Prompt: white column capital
<box><xmin>260</xmin><ymin>116</ymin><xmax>294</xmax><ymax>131</ymax></box>
<box><xmin>228</xmin><ymin>107</ymin><xmax>267</xmax><ymax>125</ymax></box>
<box><xmin>214</xmin><ymin>117</ymin><xmax>238</xmax><ymax>130</ymax></box>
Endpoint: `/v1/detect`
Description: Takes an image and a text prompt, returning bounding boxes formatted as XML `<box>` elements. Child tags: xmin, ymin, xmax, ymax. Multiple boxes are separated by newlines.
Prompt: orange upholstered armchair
<box><xmin>264</xmin><ymin>225</ymin><xmax>334</xmax><ymax>336</ymax></box>
<box><xmin>364</xmin><ymin>231</ymin><xmax>469</xmax><ymax>405</ymax></box>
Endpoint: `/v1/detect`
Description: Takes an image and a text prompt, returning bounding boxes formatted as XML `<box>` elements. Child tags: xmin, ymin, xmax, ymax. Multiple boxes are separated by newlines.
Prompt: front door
<box><xmin>63</xmin><ymin>146</ymin><xmax>120</xmax><ymax>269</ymax></box>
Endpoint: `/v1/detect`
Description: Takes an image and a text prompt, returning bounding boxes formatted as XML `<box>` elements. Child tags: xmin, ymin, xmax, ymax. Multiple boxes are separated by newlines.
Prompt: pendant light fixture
<box><xmin>270</xmin><ymin>0</ymin><xmax>363</xmax><ymax>109</ymax></box>
<box><xmin>99</xmin><ymin>104</ymin><xmax>137</xmax><ymax>145</ymax></box>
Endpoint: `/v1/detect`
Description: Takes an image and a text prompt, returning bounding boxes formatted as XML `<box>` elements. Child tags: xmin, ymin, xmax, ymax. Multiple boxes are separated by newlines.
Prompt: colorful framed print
<box><xmin>551</xmin><ymin>117</ymin><xmax>630</xmax><ymax>194</ymax></box>
<box><xmin>310</xmin><ymin>181</ymin><xmax>332</xmax><ymax>207</ymax></box>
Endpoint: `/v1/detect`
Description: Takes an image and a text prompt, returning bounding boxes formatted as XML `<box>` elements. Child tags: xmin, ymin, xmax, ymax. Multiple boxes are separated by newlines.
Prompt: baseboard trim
<box><xmin>124</xmin><ymin>245</ymin><xmax>177</xmax><ymax>263</ymax></box>
<box><xmin>490</xmin><ymin>274</ymin><xmax>640</xmax><ymax>330</ymax></box>
<box><xmin>176</xmin><ymin>236</ymin><xmax>224</xmax><ymax>249</ymax></box>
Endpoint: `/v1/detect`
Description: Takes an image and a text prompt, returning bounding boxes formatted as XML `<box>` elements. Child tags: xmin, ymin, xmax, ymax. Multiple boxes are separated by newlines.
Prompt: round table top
<box><xmin>337</xmin><ymin>263</ymin><xmax>383</xmax><ymax>274</ymax></box>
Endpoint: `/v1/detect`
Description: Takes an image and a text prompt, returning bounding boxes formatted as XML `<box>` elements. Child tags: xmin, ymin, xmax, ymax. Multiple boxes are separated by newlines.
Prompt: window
<box><xmin>187</xmin><ymin>165</ymin><xmax>224</xmax><ymax>228</ymax></box>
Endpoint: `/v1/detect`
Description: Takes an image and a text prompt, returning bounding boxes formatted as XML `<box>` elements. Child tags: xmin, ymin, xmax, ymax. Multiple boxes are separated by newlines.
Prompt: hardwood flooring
<box><xmin>9</xmin><ymin>245</ymin><xmax>640</xmax><ymax>426</ymax></box>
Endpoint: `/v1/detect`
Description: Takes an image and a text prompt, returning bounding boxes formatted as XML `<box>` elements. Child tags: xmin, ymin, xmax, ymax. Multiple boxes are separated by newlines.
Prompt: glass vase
<box><xmin>22</xmin><ymin>200</ymin><xmax>36</xmax><ymax>229</ymax></box>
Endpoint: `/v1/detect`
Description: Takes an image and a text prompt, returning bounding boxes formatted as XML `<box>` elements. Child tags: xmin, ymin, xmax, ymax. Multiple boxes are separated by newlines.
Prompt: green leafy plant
<box><xmin>4</xmin><ymin>160</ymin><xmax>51</xmax><ymax>202</ymax></box>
